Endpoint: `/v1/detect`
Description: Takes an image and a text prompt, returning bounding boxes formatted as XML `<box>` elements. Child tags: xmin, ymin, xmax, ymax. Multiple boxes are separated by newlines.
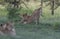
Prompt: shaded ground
<box><xmin>15</xmin><ymin>24</ymin><xmax>60</xmax><ymax>39</ymax></box>
<box><xmin>0</xmin><ymin>23</ymin><xmax>59</xmax><ymax>39</ymax></box>
<box><xmin>0</xmin><ymin>17</ymin><xmax>60</xmax><ymax>39</ymax></box>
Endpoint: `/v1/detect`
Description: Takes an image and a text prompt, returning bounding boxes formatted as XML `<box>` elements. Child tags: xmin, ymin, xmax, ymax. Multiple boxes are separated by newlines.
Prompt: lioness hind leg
<box><xmin>35</xmin><ymin>19</ymin><xmax>39</xmax><ymax>25</ymax></box>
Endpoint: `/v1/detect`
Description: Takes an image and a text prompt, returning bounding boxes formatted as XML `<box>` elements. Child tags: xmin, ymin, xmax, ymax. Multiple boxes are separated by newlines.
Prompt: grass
<box><xmin>0</xmin><ymin>16</ymin><xmax>60</xmax><ymax>39</ymax></box>
<box><xmin>0</xmin><ymin>2</ymin><xmax>60</xmax><ymax>39</ymax></box>
<box><xmin>0</xmin><ymin>23</ymin><xmax>59</xmax><ymax>39</ymax></box>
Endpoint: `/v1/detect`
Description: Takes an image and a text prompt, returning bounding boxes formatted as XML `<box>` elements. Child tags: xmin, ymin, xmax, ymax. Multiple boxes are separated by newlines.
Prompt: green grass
<box><xmin>0</xmin><ymin>17</ymin><xmax>60</xmax><ymax>39</ymax></box>
<box><xmin>0</xmin><ymin>23</ymin><xmax>59</xmax><ymax>39</ymax></box>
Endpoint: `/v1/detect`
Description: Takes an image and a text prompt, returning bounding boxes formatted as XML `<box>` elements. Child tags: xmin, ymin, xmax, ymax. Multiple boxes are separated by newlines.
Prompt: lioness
<box><xmin>20</xmin><ymin>7</ymin><xmax>42</xmax><ymax>24</ymax></box>
<box><xmin>20</xmin><ymin>13</ymin><xmax>31</xmax><ymax>24</ymax></box>
<box><xmin>0</xmin><ymin>21</ymin><xmax>16</xmax><ymax>36</ymax></box>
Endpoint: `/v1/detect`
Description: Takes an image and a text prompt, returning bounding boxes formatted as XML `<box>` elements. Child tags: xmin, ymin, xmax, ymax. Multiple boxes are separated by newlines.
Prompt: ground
<box><xmin>0</xmin><ymin>23</ymin><xmax>60</xmax><ymax>39</ymax></box>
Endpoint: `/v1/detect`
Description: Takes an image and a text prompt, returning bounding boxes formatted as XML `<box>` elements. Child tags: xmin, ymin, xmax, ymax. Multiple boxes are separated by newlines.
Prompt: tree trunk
<box><xmin>10</xmin><ymin>0</ymin><xmax>20</xmax><ymax>8</ymax></box>
<box><xmin>40</xmin><ymin>0</ymin><xmax>43</xmax><ymax>16</ymax></box>
<box><xmin>51</xmin><ymin>0</ymin><xmax>54</xmax><ymax>15</ymax></box>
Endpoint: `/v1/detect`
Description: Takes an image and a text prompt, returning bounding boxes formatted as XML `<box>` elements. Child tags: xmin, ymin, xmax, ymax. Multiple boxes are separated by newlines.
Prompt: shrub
<box><xmin>53</xmin><ymin>22</ymin><xmax>60</xmax><ymax>30</ymax></box>
<box><xmin>7</xmin><ymin>7</ymin><xmax>20</xmax><ymax>21</ymax></box>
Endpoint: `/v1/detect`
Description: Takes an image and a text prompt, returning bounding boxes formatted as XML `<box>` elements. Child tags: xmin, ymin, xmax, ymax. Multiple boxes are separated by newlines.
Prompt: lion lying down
<box><xmin>0</xmin><ymin>21</ymin><xmax>16</xmax><ymax>37</ymax></box>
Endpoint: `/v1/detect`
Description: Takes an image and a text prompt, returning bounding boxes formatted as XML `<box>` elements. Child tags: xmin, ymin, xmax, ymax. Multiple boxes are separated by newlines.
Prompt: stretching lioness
<box><xmin>20</xmin><ymin>13</ymin><xmax>31</xmax><ymax>24</ymax></box>
<box><xmin>0</xmin><ymin>21</ymin><xmax>16</xmax><ymax>36</ymax></box>
<box><xmin>20</xmin><ymin>7</ymin><xmax>42</xmax><ymax>24</ymax></box>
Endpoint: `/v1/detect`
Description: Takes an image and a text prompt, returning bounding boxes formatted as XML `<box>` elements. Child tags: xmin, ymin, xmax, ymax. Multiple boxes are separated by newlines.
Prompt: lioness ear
<box><xmin>0</xmin><ymin>24</ymin><xmax>3</xmax><ymax>26</ymax></box>
<box><xmin>23</xmin><ymin>13</ymin><xmax>27</xmax><ymax>17</ymax></box>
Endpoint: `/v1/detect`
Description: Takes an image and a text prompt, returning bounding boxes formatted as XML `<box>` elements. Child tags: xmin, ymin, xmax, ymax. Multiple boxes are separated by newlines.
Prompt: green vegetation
<box><xmin>0</xmin><ymin>1</ymin><xmax>60</xmax><ymax>39</ymax></box>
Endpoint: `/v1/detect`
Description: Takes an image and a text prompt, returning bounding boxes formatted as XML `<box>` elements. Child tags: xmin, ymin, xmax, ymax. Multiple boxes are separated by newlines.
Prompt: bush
<box><xmin>7</xmin><ymin>7</ymin><xmax>20</xmax><ymax>21</ymax></box>
<box><xmin>53</xmin><ymin>22</ymin><xmax>60</xmax><ymax>30</ymax></box>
